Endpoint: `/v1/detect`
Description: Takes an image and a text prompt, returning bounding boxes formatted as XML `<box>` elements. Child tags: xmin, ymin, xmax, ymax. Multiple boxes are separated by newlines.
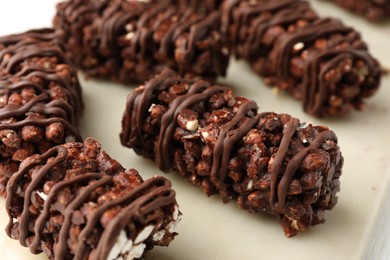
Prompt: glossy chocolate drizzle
<box><xmin>222</xmin><ymin>0</ymin><xmax>381</xmax><ymax>117</ymax></box>
<box><xmin>112</xmin><ymin>0</ymin><xmax>223</xmax><ymax>71</ymax></box>
<box><xmin>121</xmin><ymin>69</ymin><xmax>338</xmax><ymax>212</ymax></box>
<box><xmin>0</xmin><ymin>29</ymin><xmax>82</xmax><ymax>139</ymax></box>
<box><xmin>55</xmin><ymin>0</ymin><xmax>228</xmax><ymax>82</ymax></box>
<box><xmin>172</xmin><ymin>0</ymin><xmax>222</xmax><ymax>12</ymax></box>
<box><xmin>5</xmin><ymin>143</ymin><xmax>176</xmax><ymax>260</ymax></box>
<box><xmin>0</xmin><ymin>79</ymin><xmax>79</xmax><ymax>137</ymax></box>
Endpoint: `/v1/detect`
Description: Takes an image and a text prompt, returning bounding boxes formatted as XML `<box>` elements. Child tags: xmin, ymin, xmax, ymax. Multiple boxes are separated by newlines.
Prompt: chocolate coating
<box><xmin>53</xmin><ymin>0</ymin><xmax>229</xmax><ymax>84</ymax></box>
<box><xmin>169</xmin><ymin>0</ymin><xmax>222</xmax><ymax>13</ymax></box>
<box><xmin>6</xmin><ymin>138</ymin><xmax>179</xmax><ymax>259</ymax></box>
<box><xmin>121</xmin><ymin>69</ymin><xmax>343</xmax><ymax>237</ymax></box>
<box><xmin>222</xmin><ymin>0</ymin><xmax>381</xmax><ymax>117</ymax></box>
<box><xmin>331</xmin><ymin>0</ymin><xmax>390</xmax><ymax>20</ymax></box>
<box><xmin>0</xmin><ymin>29</ymin><xmax>83</xmax><ymax>197</ymax></box>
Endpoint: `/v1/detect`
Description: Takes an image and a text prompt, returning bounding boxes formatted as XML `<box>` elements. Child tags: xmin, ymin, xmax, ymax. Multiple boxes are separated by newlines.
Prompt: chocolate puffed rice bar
<box><xmin>120</xmin><ymin>69</ymin><xmax>343</xmax><ymax>237</ymax></box>
<box><xmin>221</xmin><ymin>0</ymin><xmax>382</xmax><ymax>117</ymax></box>
<box><xmin>6</xmin><ymin>138</ymin><xmax>180</xmax><ymax>260</ymax></box>
<box><xmin>0</xmin><ymin>29</ymin><xmax>83</xmax><ymax>197</ymax></box>
<box><xmin>331</xmin><ymin>0</ymin><xmax>390</xmax><ymax>21</ymax></box>
<box><xmin>53</xmin><ymin>0</ymin><xmax>229</xmax><ymax>84</ymax></box>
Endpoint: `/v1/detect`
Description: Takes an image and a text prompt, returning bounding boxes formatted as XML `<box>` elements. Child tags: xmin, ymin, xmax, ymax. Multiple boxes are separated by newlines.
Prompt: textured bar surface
<box><xmin>221</xmin><ymin>0</ymin><xmax>381</xmax><ymax>117</ymax></box>
<box><xmin>171</xmin><ymin>0</ymin><xmax>222</xmax><ymax>12</ymax></box>
<box><xmin>0</xmin><ymin>29</ymin><xmax>83</xmax><ymax>197</ymax></box>
<box><xmin>53</xmin><ymin>0</ymin><xmax>229</xmax><ymax>84</ymax></box>
<box><xmin>121</xmin><ymin>69</ymin><xmax>343</xmax><ymax>237</ymax></box>
<box><xmin>6</xmin><ymin>138</ymin><xmax>180</xmax><ymax>260</ymax></box>
<box><xmin>331</xmin><ymin>0</ymin><xmax>390</xmax><ymax>20</ymax></box>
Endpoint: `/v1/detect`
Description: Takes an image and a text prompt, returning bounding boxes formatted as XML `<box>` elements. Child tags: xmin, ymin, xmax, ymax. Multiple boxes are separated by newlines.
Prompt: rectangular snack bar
<box><xmin>221</xmin><ymin>0</ymin><xmax>382</xmax><ymax>117</ymax></box>
<box><xmin>5</xmin><ymin>138</ymin><xmax>180</xmax><ymax>260</ymax></box>
<box><xmin>53</xmin><ymin>0</ymin><xmax>229</xmax><ymax>84</ymax></box>
<box><xmin>0</xmin><ymin>29</ymin><xmax>83</xmax><ymax>197</ymax></box>
<box><xmin>120</xmin><ymin>69</ymin><xmax>343</xmax><ymax>237</ymax></box>
<box><xmin>331</xmin><ymin>0</ymin><xmax>390</xmax><ymax>20</ymax></box>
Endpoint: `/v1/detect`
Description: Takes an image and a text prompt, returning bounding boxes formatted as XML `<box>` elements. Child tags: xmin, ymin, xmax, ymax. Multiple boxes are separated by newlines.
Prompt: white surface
<box><xmin>361</xmin><ymin>167</ymin><xmax>390</xmax><ymax>260</ymax></box>
<box><xmin>0</xmin><ymin>1</ymin><xmax>389</xmax><ymax>260</ymax></box>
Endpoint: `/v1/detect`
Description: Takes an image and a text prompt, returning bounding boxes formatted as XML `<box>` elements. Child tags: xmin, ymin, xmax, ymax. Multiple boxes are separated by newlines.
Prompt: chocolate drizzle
<box><xmin>31</xmin><ymin>173</ymin><xmax>104</xmax><ymax>255</ymax></box>
<box><xmin>0</xmin><ymin>29</ymin><xmax>82</xmax><ymax>124</ymax></box>
<box><xmin>331</xmin><ymin>0</ymin><xmax>390</xmax><ymax>21</ymax></box>
<box><xmin>0</xmin><ymin>29</ymin><xmax>83</xmax><ymax>197</ymax></box>
<box><xmin>6</xmin><ymin>146</ymin><xmax>68</xmax><ymax>246</ymax></box>
<box><xmin>5</xmin><ymin>139</ymin><xmax>178</xmax><ymax>259</ymax></box>
<box><xmin>222</xmin><ymin>0</ymin><xmax>381</xmax><ymax>117</ymax></box>
<box><xmin>269</xmin><ymin>118</ymin><xmax>298</xmax><ymax>211</ymax></box>
<box><xmin>272</xmin><ymin>19</ymin><xmax>353</xmax><ymax>79</ymax></box>
<box><xmin>96</xmin><ymin>178</ymin><xmax>175</xmax><ymax>260</ymax></box>
<box><xmin>275</xmin><ymin>130</ymin><xmax>337</xmax><ymax>211</ymax></box>
<box><xmin>121</xmin><ymin>69</ymin><xmax>343</xmax><ymax>236</ymax></box>
<box><xmin>222</xmin><ymin>0</ymin><xmax>307</xmax><ymax>56</ymax></box>
<box><xmin>157</xmin><ymin>83</ymin><xmax>226</xmax><ymax>171</ymax></box>
<box><xmin>270</xmin><ymin>119</ymin><xmax>338</xmax><ymax>212</ymax></box>
<box><xmin>301</xmin><ymin>48</ymin><xmax>379</xmax><ymax>116</ymax></box>
<box><xmin>74</xmin><ymin>177</ymin><xmax>173</xmax><ymax>260</ymax></box>
<box><xmin>170</xmin><ymin>0</ymin><xmax>222</xmax><ymax>13</ymax></box>
<box><xmin>209</xmin><ymin>101</ymin><xmax>260</xmax><ymax>190</ymax></box>
<box><xmin>54</xmin><ymin>0</ymin><xmax>229</xmax><ymax>84</ymax></box>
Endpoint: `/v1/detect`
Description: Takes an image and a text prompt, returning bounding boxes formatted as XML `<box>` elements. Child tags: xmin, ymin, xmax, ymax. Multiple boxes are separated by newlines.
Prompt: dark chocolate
<box><xmin>221</xmin><ymin>0</ymin><xmax>382</xmax><ymax>117</ymax></box>
<box><xmin>6</xmin><ymin>138</ymin><xmax>179</xmax><ymax>259</ymax></box>
<box><xmin>121</xmin><ymin>69</ymin><xmax>343</xmax><ymax>237</ymax></box>
<box><xmin>169</xmin><ymin>0</ymin><xmax>222</xmax><ymax>13</ymax></box>
<box><xmin>331</xmin><ymin>0</ymin><xmax>390</xmax><ymax>20</ymax></box>
<box><xmin>53</xmin><ymin>0</ymin><xmax>229</xmax><ymax>84</ymax></box>
<box><xmin>0</xmin><ymin>29</ymin><xmax>83</xmax><ymax>197</ymax></box>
